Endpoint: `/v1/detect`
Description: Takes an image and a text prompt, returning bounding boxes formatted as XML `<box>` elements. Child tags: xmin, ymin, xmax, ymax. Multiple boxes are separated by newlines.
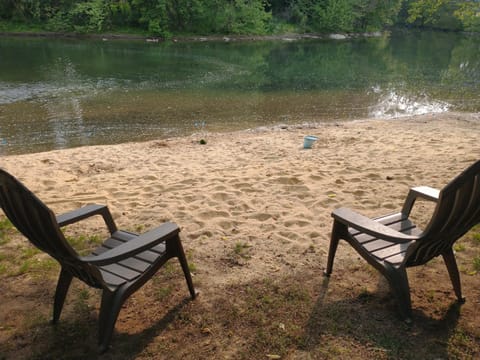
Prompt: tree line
<box><xmin>0</xmin><ymin>1</ymin><xmax>478</xmax><ymax>37</ymax></box>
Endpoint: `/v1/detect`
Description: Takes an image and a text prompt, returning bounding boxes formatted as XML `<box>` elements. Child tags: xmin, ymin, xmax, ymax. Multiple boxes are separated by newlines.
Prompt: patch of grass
<box><xmin>134</xmin><ymin>224</ymin><xmax>145</xmax><ymax>233</ymax></box>
<box><xmin>0</xmin><ymin>250</ymin><xmax>15</xmax><ymax>276</ymax></box>
<box><xmin>473</xmin><ymin>256</ymin><xmax>480</xmax><ymax>272</ymax></box>
<box><xmin>186</xmin><ymin>249</ymin><xmax>197</xmax><ymax>273</ymax></box>
<box><xmin>22</xmin><ymin>312</ymin><xmax>49</xmax><ymax>331</ymax></box>
<box><xmin>447</xmin><ymin>328</ymin><xmax>478</xmax><ymax>359</ymax></box>
<box><xmin>453</xmin><ymin>243</ymin><xmax>466</xmax><ymax>252</ymax></box>
<box><xmin>0</xmin><ymin>20</ymin><xmax>45</xmax><ymax>33</ymax></box>
<box><xmin>0</xmin><ymin>216</ymin><xmax>13</xmax><ymax>230</ymax></box>
<box><xmin>73</xmin><ymin>289</ymin><xmax>92</xmax><ymax>316</ymax></box>
<box><xmin>160</xmin><ymin>261</ymin><xmax>176</xmax><ymax>277</ymax></box>
<box><xmin>16</xmin><ymin>258</ymin><xmax>35</xmax><ymax>275</ymax></box>
<box><xmin>233</xmin><ymin>242</ymin><xmax>251</xmax><ymax>259</ymax></box>
<box><xmin>155</xmin><ymin>285</ymin><xmax>174</xmax><ymax>301</ymax></box>
<box><xmin>29</xmin><ymin>257</ymin><xmax>59</xmax><ymax>273</ymax></box>
<box><xmin>0</xmin><ymin>262</ymin><xmax>7</xmax><ymax>275</ymax></box>
<box><xmin>372</xmin><ymin>333</ymin><xmax>407</xmax><ymax>357</ymax></box>
<box><xmin>208</xmin><ymin>277</ymin><xmax>313</xmax><ymax>357</ymax></box>
<box><xmin>65</xmin><ymin>234</ymin><xmax>102</xmax><ymax>255</ymax></box>
<box><xmin>226</xmin><ymin>241</ymin><xmax>252</xmax><ymax>266</ymax></box>
<box><xmin>468</xmin><ymin>225</ymin><xmax>480</xmax><ymax>244</ymax></box>
<box><xmin>21</xmin><ymin>246</ymin><xmax>41</xmax><ymax>259</ymax></box>
<box><xmin>0</xmin><ymin>216</ymin><xmax>15</xmax><ymax>245</ymax></box>
<box><xmin>472</xmin><ymin>232</ymin><xmax>480</xmax><ymax>244</ymax></box>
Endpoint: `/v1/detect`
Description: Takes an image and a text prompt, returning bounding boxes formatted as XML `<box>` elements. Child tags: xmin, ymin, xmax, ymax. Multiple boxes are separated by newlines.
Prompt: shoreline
<box><xmin>1</xmin><ymin>111</ymin><xmax>478</xmax><ymax>157</ymax></box>
<box><xmin>0</xmin><ymin>30</ymin><xmax>386</xmax><ymax>43</ymax></box>
<box><xmin>1</xmin><ymin>112</ymin><xmax>479</xmax><ymax>287</ymax></box>
<box><xmin>1</xmin><ymin>28</ymin><xmax>478</xmax><ymax>44</ymax></box>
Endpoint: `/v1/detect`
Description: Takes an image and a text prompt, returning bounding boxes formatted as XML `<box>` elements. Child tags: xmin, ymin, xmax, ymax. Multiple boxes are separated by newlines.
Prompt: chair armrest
<box><xmin>80</xmin><ymin>222</ymin><xmax>180</xmax><ymax>266</ymax></box>
<box><xmin>332</xmin><ymin>207</ymin><xmax>418</xmax><ymax>242</ymax></box>
<box><xmin>401</xmin><ymin>186</ymin><xmax>440</xmax><ymax>216</ymax></box>
<box><xmin>56</xmin><ymin>204</ymin><xmax>117</xmax><ymax>234</ymax></box>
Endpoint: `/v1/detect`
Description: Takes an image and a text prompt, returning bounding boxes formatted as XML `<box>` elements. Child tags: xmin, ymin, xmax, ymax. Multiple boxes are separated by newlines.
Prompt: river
<box><xmin>0</xmin><ymin>30</ymin><xmax>478</xmax><ymax>155</ymax></box>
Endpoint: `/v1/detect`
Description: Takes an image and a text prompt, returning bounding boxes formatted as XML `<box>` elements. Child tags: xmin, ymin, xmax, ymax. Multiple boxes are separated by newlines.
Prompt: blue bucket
<box><xmin>303</xmin><ymin>135</ymin><xmax>318</xmax><ymax>149</ymax></box>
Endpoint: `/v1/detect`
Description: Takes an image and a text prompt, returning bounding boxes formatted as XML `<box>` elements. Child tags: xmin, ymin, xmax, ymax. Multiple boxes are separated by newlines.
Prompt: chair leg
<box><xmin>442</xmin><ymin>248</ymin><xmax>465</xmax><ymax>303</ymax></box>
<box><xmin>98</xmin><ymin>288</ymin><xmax>126</xmax><ymax>353</ymax></box>
<box><xmin>385</xmin><ymin>266</ymin><xmax>412</xmax><ymax>322</ymax></box>
<box><xmin>52</xmin><ymin>268</ymin><xmax>73</xmax><ymax>324</ymax></box>
<box><xmin>174</xmin><ymin>235</ymin><xmax>196</xmax><ymax>299</ymax></box>
<box><xmin>324</xmin><ymin>221</ymin><xmax>345</xmax><ymax>276</ymax></box>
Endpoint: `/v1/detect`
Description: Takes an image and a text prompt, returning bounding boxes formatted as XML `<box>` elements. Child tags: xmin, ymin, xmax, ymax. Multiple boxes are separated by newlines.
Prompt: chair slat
<box><xmin>371</xmin><ymin>242</ymin><xmax>411</xmax><ymax>260</ymax></box>
<box><xmin>100</xmin><ymin>264</ymin><xmax>142</xmax><ymax>281</ymax></box>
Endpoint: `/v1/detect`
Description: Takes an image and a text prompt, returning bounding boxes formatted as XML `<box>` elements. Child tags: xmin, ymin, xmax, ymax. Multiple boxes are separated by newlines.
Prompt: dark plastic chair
<box><xmin>0</xmin><ymin>168</ymin><xmax>196</xmax><ymax>352</ymax></box>
<box><xmin>324</xmin><ymin>160</ymin><xmax>480</xmax><ymax>321</ymax></box>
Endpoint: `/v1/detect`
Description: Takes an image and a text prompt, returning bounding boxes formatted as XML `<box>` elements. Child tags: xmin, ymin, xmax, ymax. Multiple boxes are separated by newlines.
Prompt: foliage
<box><xmin>224</xmin><ymin>0</ymin><xmax>272</xmax><ymax>34</ymax></box>
<box><xmin>354</xmin><ymin>0</ymin><xmax>403</xmax><ymax>32</ymax></box>
<box><xmin>0</xmin><ymin>0</ymin><xmax>478</xmax><ymax>35</ymax></box>
<box><xmin>454</xmin><ymin>2</ymin><xmax>480</xmax><ymax>32</ymax></box>
<box><xmin>313</xmin><ymin>0</ymin><xmax>356</xmax><ymax>33</ymax></box>
<box><xmin>289</xmin><ymin>0</ymin><xmax>403</xmax><ymax>33</ymax></box>
<box><xmin>69</xmin><ymin>0</ymin><xmax>109</xmax><ymax>32</ymax></box>
<box><xmin>121</xmin><ymin>0</ymin><xmax>272</xmax><ymax>36</ymax></box>
<box><xmin>405</xmin><ymin>0</ymin><xmax>469</xmax><ymax>31</ymax></box>
<box><xmin>407</xmin><ymin>0</ymin><xmax>449</xmax><ymax>26</ymax></box>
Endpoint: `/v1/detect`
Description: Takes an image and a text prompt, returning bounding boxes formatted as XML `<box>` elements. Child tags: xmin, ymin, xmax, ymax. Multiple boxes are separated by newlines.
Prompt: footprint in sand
<box><xmin>211</xmin><ymin>192</ymin><xmax>232</xmax><ymax>202</ymax></box>
<box><xmin>198</xmin><ymin>210</ymin><xmax>230</xmax><ymax>220</ymax></box>
<box><xmin>272</xmin><ymin>176</ymin><xmax>303</xmax><ymax>185</ymax></box>
<box><xmin>284</xmin><ymin>219</ymin><xmax>311</xmax><ymax>228</ymax></box>
<box><xmin>249</xmin><ymin>213</ymin><xmax>273</xmax><ymax>222</ymax></box>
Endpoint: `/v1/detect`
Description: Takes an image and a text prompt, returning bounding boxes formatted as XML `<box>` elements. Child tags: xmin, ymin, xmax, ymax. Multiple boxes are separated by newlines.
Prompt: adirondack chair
<box><xmin>0</xmin><ymin>169</ymin><xmax>196</xmax><ymax>352</ymax></box>
<box><xmin>324</xmin><ymin>160</ymin><xmax>480</xmax><ymax>321</ymax></box>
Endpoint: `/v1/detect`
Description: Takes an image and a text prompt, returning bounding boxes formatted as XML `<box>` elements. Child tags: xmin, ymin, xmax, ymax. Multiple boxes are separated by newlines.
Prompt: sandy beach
<box><xmin>1</xmin><ymin>111</ymin><xmax>480</xmax><ymax>358</ymax></box>
<box><xmin>1</xmin><ymin>112</ymin><xmax>479</xmax><ymax>289</ymax></box>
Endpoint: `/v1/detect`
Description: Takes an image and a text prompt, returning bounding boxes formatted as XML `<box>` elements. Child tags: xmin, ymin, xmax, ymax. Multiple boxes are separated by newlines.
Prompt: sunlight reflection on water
<box><xmin>369</xmin><ymin>88</ymin><xmax>451</xmax><ymax>118</ymax></box>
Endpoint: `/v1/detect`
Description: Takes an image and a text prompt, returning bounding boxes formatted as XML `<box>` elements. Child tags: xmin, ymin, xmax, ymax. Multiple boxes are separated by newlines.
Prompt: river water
<box><xmin>0</xmin><ymin>30</ymin><xmax>478</xmax><ymax>154</ymax></box>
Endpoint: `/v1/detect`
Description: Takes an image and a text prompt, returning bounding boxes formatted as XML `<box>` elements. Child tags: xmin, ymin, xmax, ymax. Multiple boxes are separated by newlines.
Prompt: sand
<box><xmin>1</xmin><ymin>112</ymin><xmax>479</xmax><ymax>292</ymax></box>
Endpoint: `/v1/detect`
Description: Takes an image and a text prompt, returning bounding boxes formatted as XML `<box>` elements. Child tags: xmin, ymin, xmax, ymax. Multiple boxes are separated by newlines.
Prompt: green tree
<box><xmin>69</xmin><ymin>0</ymin><xmax>109</xmax><ymax>32</ymax></box>
<box><xmin>406</xmin><ymin>0</ymin><xmax>462</xmax><ymax>30</ymax></box>
<box><xmin>454</xmin><ymin>1</ymin><xmax>480</xmax><ymax>32</ymax></box>
<box><xmin>223</xmin><ymin>0</ymin><xmax>272</xmax><ymax>34</ymax></box>
<box><xmin>314</xmin><ymin>0</ymin><xmax>355</xmax><ymax>33</ymax></box>
<box><xmin>289</xmin><ymin>0</ymin><xmax>403</xmax><ymax>33</ymax></box>
<box><xmin>130</xmin><ymin>0</ymin><xmax>170</xmax><ymax>36</ymax></box>
<box><xmin>354</xmin><ymin>0</ymin><xmax>403</xmax><ymax>31</ymax></box>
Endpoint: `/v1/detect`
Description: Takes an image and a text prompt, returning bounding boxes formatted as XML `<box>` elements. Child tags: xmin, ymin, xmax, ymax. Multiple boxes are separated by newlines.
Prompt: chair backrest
<box><xmin>0</xmin><ymin>169</ymin><xmax>77</xmax><ymax>259</ymax></box>
<box><xmin>406</xmin><ymin>160</ymin><xmax>480</xmax><ymax>266</ymax></box>
<box><xmin>0</xmin><ymin>169</ymin><xmax>103</xmax><ymax>286</ymax></box>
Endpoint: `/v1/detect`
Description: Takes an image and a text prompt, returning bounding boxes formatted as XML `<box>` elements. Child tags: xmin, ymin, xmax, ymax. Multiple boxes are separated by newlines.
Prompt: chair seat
<box><xmin>93</xmin><ymin>230</ymin><xmax>168</xmax><ymax>287</ymax></box>
<box><xmin>348</xmin><ymin>212</ymin><xmax>422</xmax><ymax>266</ymax></box>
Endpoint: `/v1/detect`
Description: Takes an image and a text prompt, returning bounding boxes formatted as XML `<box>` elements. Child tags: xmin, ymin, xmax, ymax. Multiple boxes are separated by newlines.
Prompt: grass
<box><xmin>463</xmin><ymin>225</ymin><xmax>480</xmax><ymax>274</ymax></box>
<box><xmin>233</xmin><ymin>241</ymin><xmax>251</xmax><ymax>259</ymax></box>
<box><xmin>454</xmin><ymin>242</ymin><xmax>466</xmax><ymax>252</ymax></box>
<box><xmin>472</xmin><ymin>232</ymin><xmax>480</xmax><ymax>244</ymax></box>
<box><xmin>473</xmin><ymin>257</ymin><xmax>480</xmax><ymax>272</ymax></box>
<box><xmin>0</xmin><ymin>217</ymin><xmax>14</xmax><ymax>245</ymax></box>
<box><xmin>64</xmin><ymin>233</ymin><xmax>103</xmax><ymax>256</ymax></box>
<box><xmin>0</xmin><ymin>221</ymin><xmax>479</xmax><ymax>359</ymax></box>
<box><xmin>0</xmin><ymin>20</ymin><xmax>46</xmax><ymax>33</ymax></box>
<box><xmin>0</xmin><ymin>20</ymin><xmax>149</xmax><ymax>37</ymax></box>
